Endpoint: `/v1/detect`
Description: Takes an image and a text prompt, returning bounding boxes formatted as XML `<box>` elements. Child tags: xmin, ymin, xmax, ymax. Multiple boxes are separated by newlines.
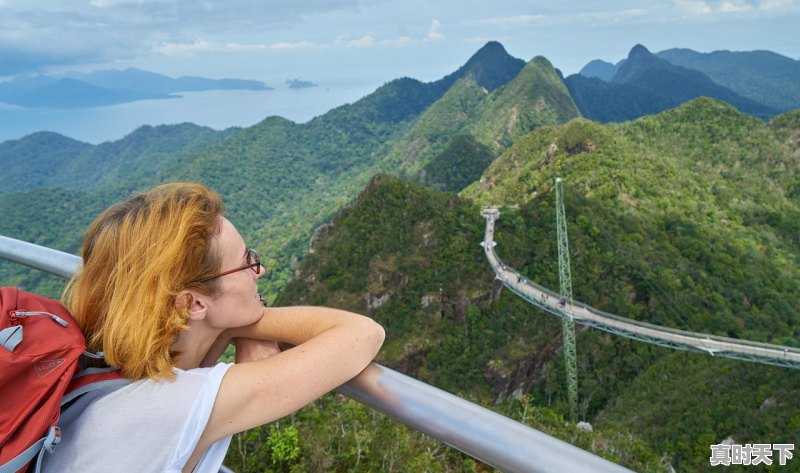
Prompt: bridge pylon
<box><xmin>556</xmin><ymin>178</ymin><xmax>579</xmax><ymax>422</ymax></box>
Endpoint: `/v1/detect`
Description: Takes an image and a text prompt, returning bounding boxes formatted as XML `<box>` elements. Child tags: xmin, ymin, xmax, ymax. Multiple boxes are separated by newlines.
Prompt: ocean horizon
<box><xmin>0</xmin><ymin>80</ymin><xmax>379</xmax><ymax>145</ymax></box>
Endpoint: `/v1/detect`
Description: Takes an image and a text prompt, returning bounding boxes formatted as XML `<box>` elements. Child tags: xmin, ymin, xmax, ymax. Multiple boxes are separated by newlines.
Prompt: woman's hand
<box><xmin>200</xmin><ymin>331</ymin><xmax>233</xmax><ymax>367</ymax></box>
<box><xmin>203</xmin><ymin>306</ymin><xmax>384</xmax><ymax>445</ymax></box>
<box><xmin>233</xmin><ymin>338</ymin><xmax>281</xmax><ymax>364</ymax></box>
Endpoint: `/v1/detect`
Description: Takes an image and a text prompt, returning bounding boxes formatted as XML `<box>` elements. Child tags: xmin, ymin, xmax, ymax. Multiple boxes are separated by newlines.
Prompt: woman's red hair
<box><xmin>64</xmin><ymin>183</ymin><xmax>224</xmax><ymax>380</ymax></box>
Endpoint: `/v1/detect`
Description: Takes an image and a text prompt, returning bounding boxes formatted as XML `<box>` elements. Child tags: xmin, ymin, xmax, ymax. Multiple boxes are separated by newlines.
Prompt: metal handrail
<box><xmin>0</xmin><ymin>234</ymin><xmax>632</xmax><ymax>473</ymax></box>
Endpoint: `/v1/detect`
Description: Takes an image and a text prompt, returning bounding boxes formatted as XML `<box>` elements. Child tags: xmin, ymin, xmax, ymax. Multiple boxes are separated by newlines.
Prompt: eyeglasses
<box><xmin>193</xmin><ymin>249</ymin><xmax>262</xmax><ymax>283</ymax></box>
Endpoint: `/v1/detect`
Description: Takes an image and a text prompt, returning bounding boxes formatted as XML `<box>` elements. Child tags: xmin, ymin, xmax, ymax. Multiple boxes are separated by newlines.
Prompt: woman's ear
<box><xmin>175</xmin><ymin>290</ymin><xmax>209</xmax><ymax>321</ymax></box>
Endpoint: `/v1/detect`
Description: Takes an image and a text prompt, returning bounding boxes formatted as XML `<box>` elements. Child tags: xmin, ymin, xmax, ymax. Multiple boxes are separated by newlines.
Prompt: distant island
<box><xmin>286</xmin><ymin>78</ymin><xmax>318</xmax><ymax>89</ymax></box>
<box><xmin>0</xmin><ymin>68</ymin><xmax>272</xmax><ymax>109</ymax></box>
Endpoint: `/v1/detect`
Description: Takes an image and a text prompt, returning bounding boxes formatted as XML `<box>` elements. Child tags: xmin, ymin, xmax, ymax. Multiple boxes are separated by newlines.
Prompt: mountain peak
<box><xmin>471</xmin><ymin>41</ymin><xmax>508</xmax><ymax>60</ymax></box>
<box><xmin>612</xmin><ymin>44</ymin><xmax>666</xmax><ymax>83</ymax></box>
<box><xmin>623</xmin><ymin>44</ymin><xmax>658</xmax><ymax>69</ymax></box>
<box><xmin>579</xmin><ymin>59</ymin><xmax>618</xmax><ymax>81</ymax></box>
<box><xmin>433</xmin><ymin>41</ymin><xmax>525</xmax><ymax>93</ymax></box>
<box><xmin>629</xmin><ymin>44</ymin><xmax>651</xmax><ymax>58</ymax></box>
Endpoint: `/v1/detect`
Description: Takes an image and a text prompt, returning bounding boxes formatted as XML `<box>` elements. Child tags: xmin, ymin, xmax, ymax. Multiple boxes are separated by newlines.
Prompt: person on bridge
<box><xmin>41</xmin><ymin>182</ymin><xmax>385</xmax><ymax>473</ymax></box>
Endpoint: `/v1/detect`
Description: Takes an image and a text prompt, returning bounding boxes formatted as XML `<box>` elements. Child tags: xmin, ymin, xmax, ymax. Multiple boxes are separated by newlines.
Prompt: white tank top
<box><xmin>40</xmin><ymin>363</ymin><xmax>233</xmax><ymax>473</ymax></box>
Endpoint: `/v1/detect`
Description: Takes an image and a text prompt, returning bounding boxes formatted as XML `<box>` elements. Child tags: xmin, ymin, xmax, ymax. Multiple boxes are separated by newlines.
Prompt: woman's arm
<box><xmin>232</xmin><ymin>338</ymin><xmax>281</xmax><ymax>363</ymax></box>
<box><xmin>199</xmin><ymin>334</ymin><xmax>281</xmax><ymax>367</ymax></box>
<box><xmin>196</xmin><ymin>306</ymin><xmax>384</xmax><ymax>448</ymax></box>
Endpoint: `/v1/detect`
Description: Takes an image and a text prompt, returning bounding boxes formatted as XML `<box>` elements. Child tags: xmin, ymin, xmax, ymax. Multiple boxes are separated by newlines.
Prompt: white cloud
<box><xmin>1</xmin><ymin>0</ymin><xmax>797</xmax><ymax>78</ymax></box>
<box><xmin>757</xmin><ymin>0</ymin><xmax>796</xmax><ymax>11</ymax></box>
<box><xmin>673</xmin><ymin>0</ymin><xmax>714</xmax><ymax>14</ymax></box>
<box><xmin>578</xmin><ymin>8</ymin><xmax>649</xmax><ymax>25</ymax></box>
<box><xmin>155</xmin><ymin>38</ymin><xmax>214</xmax><ymax>55</ymax></box>
<box><xmin>155</xmin><ymin>38</ymin><xmax>318</xmax><ymax>55</ymax></box>
<box><xmin>718</xmin><ymin>0</ymin><xmax>752</xmax><ymax>12</ymax></box>
<box><xmin>90</xmin><ymin>0</ymin><xmax>116</xmax><ymax>7</ymax></box>
<box><xmin>465</xmin><ymin>35</ymin><xmax>507</xmax><ymax>44</ymax></box>
<box><xmin>476</xmin><ymin>14</ymin><xmax>547</xmax><ymax>27</ymax></box>
<box><xmin>335</xmin><ymin>34</ymin><xmax>411</xmax><ymax>48</ymax></box>
<box><xmin>261</xmin><ymin>41</ymin><xmax>317</xmax><ymax>50</ymax></box>
<box><xmin>672</xmin><ymin>0</ymin><xmax>796</xmax><ymax>15</ymax></box>
<box><xmin>385</xmin><ymin>36</ymin><xmax>411</xmax><ymax>46</ymax></box>
<box><xmin>89</xmin><ymin>0</ymin><xmax>164</xmax><ymax>8</ymax></box>
<box><xmin>348</xmin><ymin>34</ymin><xmax>375</xmax><ymax>47</ymax></box>
<box><xmin>424</xmin><ymin>19</ymin><xmax>445</xmax><ymax>42</ymax></box>
<box><xmin>225</xmin><ymin>40</ymin><xmax>317</xmax><ymax>51</ymax></box>
<box><xmin>0</xmin><ymin>0</ymin><xmax>372</xmax><ymax>74</ymax></box>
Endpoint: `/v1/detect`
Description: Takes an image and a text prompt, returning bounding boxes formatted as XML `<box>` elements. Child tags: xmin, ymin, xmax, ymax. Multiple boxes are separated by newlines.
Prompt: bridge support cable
<box><xmin>555</xmin><ymin>178</ymin><xmax>579</xmax><ymax>422</ymax></box>
<box><xmin>0</xmin><ymin>234</ymin><xmax>635</xmax><ymax>473</ymax></box>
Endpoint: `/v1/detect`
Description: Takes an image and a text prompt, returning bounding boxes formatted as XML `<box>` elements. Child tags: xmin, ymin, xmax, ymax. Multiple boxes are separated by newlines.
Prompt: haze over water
<box><xmin>0</xmin><ymin>79</ymin><xmax>378</xmax><ymax>145</ymax></box>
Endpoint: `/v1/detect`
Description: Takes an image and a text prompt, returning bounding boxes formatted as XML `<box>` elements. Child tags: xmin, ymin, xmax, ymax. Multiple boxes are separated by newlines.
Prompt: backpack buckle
<box><xmin>43</xmin><ymin>426</ymin><xmax>61</xmax><ymax>453</ymax></box>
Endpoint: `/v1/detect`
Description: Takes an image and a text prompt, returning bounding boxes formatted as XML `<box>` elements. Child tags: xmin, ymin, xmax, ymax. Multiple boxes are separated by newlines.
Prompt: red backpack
<box><xmin>0</xmin><ymin>287</ymin><xmax>127</xmax><ymax>473</ymax></box>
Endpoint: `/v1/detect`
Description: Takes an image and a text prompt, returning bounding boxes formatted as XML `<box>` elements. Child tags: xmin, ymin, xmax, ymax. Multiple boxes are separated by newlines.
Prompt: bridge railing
<box><xmin>0</xmin><ymin>234</ymin><xmax>632</xmax><ymax>473</ymax></box>
<box><xmin>493</xmin><ymin>252</ymin><xmax>800</xmax><ymax>354</ymax></box>
<box><xmin>483</xmin><ymin>224</ymin><xmax>800</xmax><ymax>369</ymax></box>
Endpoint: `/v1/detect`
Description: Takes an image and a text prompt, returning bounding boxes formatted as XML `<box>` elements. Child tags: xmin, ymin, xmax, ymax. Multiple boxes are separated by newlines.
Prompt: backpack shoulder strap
<box><xmin>0</xmin><ymin>427</ymin><xmax>60</xmax><ymax>473</ymax></box>
<box><xmin>15</xmin><ymin>370</ymin><xmax>131</xmax><ymax>473</ymax></box>
<box><xmin>64</xmin><ymin>367</ymin><xmax>130</xmax><ymax>406</ymax></box>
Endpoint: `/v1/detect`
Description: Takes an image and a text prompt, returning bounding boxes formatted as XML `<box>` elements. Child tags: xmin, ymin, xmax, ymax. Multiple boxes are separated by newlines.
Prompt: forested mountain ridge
<box><xmin>420</xmin><ymin>133</ymin><xmax>496</xmax><ymax>192</ymax></box>
<box><xmin>383</xmin><ymin>53</ymin><xmax>579</xmax><ymax>184</ymax></box>
<box><xmin>0</xmin><ymin>123</ymin><xmax>239</xmax><ymax>194</ymax></box>
<box><xmin>0</xmin><ymin>68</ymin><xmax>270</xmax><ymax>109</ymax></box>
<box><xmin>63</xmin><ymin>67</ymin><xmax>270</xmax><ymax>94</ymax></box>
<box><xmin>384</xmin><ymin>76</ymin><xmax>490</xmax><ymax>178</ymax></box>
<box><xmin>2</xmin><ymin>42</ymin><xmax>800</xmax><ymax>472</ymax></box>
<box><xmin>267</xmin><ymin>172</ymin><xmax>667</xmax><ymax>472</ymax></box>
<box><xmin>656</xmin><ymin>48</ymin><xmax>800</xmax><ymax>111</ymax></box>
<box><xmin>566</xmin><ymin>44</ymin><xmax>779</xmax><ymax>123</ymax></box>
<box><xmin>277</xmin><ymin>99</ymin><xmax>800</xmax><ymax>471</ymax></box>
<box><xmin>0</xmin><ymin>77</ymin><xmax>175</xmax><ymax>108</ymax></box>
<box><xmin>180</xmin><ymin>47</ymin><xmax>577</xmax><ymax>295</ymax></box>
<box><xmin>467</xmin><ymin>56</ymin><xmax>580</xmax><ymax>153</ymax></box>
<box><xmin>430</xmin><ymin>40</ymin><xmax>525</xmax><ymax>94</ymax></box>
<box><xmin>0</xmin><ymin>132</ymin><xmax>92</xmax><ymax>193</ymax></box>
<box><xmin>579</xmin><ymin>59</ymin><xmax>619</xmax><ymax>81</ymax></box>
<box><xmin>0</xmin><ymin>41</ymin><xmax>562</xmax><ymax>298</ymax></box>
<box><xmin>577</xmin><ymin>44</ymin><xmax>800</xmax><ymax>115</ymax></box>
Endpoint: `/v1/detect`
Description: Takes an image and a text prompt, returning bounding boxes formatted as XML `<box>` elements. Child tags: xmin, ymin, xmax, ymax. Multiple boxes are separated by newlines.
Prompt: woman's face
<box><xmin>205</xmin><ymin>217</ymin><xmax>265</xmax><ymax>329</ymax></box>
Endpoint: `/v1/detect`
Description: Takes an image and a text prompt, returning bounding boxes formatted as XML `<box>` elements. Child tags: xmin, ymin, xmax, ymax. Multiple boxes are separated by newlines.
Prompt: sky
<box><xmin>1</xmin><ymin>0</ymin><xmax>798</xmax><ymax>89</ymax></box>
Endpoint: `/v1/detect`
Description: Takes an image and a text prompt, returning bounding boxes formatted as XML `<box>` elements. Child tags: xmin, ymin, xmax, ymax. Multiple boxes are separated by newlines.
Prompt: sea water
<box><xmin>0</xmin><ymin>80</ymin><xmax>378</xmax><ymax>145</ymax></box>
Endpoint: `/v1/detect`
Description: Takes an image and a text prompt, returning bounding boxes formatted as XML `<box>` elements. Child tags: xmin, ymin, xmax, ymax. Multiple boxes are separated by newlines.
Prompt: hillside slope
<box><xmin>0</xmin><ymin>132</ymin><xmax>92</xmax><ymax>193</ymax></box>
<box><xmin>0</xmin><ymin>124</ymin><xmax>238</xmax><ymax>194</ymax></box>
<box><xmin>0</xmin><ymin>43</ymin><xmax>532</xmax><ymax>298</ymax></box>
<box><xmin>657</xmin><ymin>48</ymin><xmax>800</xmax><ymax>111</ymax></box>
<box><xmin>566</xmin><ymin>45</ymin><xmax>779</xmax><ymax>122</ymax></box>
<box><xmin>468</xmin><ymin>56</ymin><xmax>580</xmax><ymax>153</ymax></box>
<box><xmin>281</xmin><ymin>99</ymin><xmax>800</xmax><ymax>471</ymax></box>
<box><xmin>384</xmin><ymin>54</ymin><xmax>580</xmax><ymax>189</ymax></box>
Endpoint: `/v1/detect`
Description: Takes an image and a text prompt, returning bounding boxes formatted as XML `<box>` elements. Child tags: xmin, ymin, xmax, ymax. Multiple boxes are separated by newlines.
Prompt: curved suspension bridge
<box><xmin>480</xmin><ymin>206</ymin><xmax>800</xmax><ymax>370</ymax></box>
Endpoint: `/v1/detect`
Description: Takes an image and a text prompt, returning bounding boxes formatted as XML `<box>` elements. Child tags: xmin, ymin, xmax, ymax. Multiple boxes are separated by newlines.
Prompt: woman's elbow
<box><xmin>363</xmin><ymin>318</ymin><xmax>385</xmax><ymax>358</ymax></box>
<box><xmin>375</xmin><ymin>321</ymin><xmax>386</xmax><ymax>347</ymax></box>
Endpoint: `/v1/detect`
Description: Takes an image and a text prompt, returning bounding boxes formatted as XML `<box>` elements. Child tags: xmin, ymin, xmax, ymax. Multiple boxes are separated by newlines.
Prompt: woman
<box><xmin>41</xmin><ymin>183</ymin><xmax>385</xmax><ymax>473</ymax></box>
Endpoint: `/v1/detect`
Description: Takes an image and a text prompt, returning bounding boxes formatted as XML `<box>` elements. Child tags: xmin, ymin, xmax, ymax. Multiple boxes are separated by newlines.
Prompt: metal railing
<box><xmin>1</xmin><ymin>234</ymin><xmax>632</xmax><ymax>473</ymax></box>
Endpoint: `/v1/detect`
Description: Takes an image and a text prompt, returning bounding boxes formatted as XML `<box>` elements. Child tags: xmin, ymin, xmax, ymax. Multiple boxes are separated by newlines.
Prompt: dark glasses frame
<box><xmin>192</xmin><ymin>248</ymin><xmax>262</xmax><ymax>283</ymax></box>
